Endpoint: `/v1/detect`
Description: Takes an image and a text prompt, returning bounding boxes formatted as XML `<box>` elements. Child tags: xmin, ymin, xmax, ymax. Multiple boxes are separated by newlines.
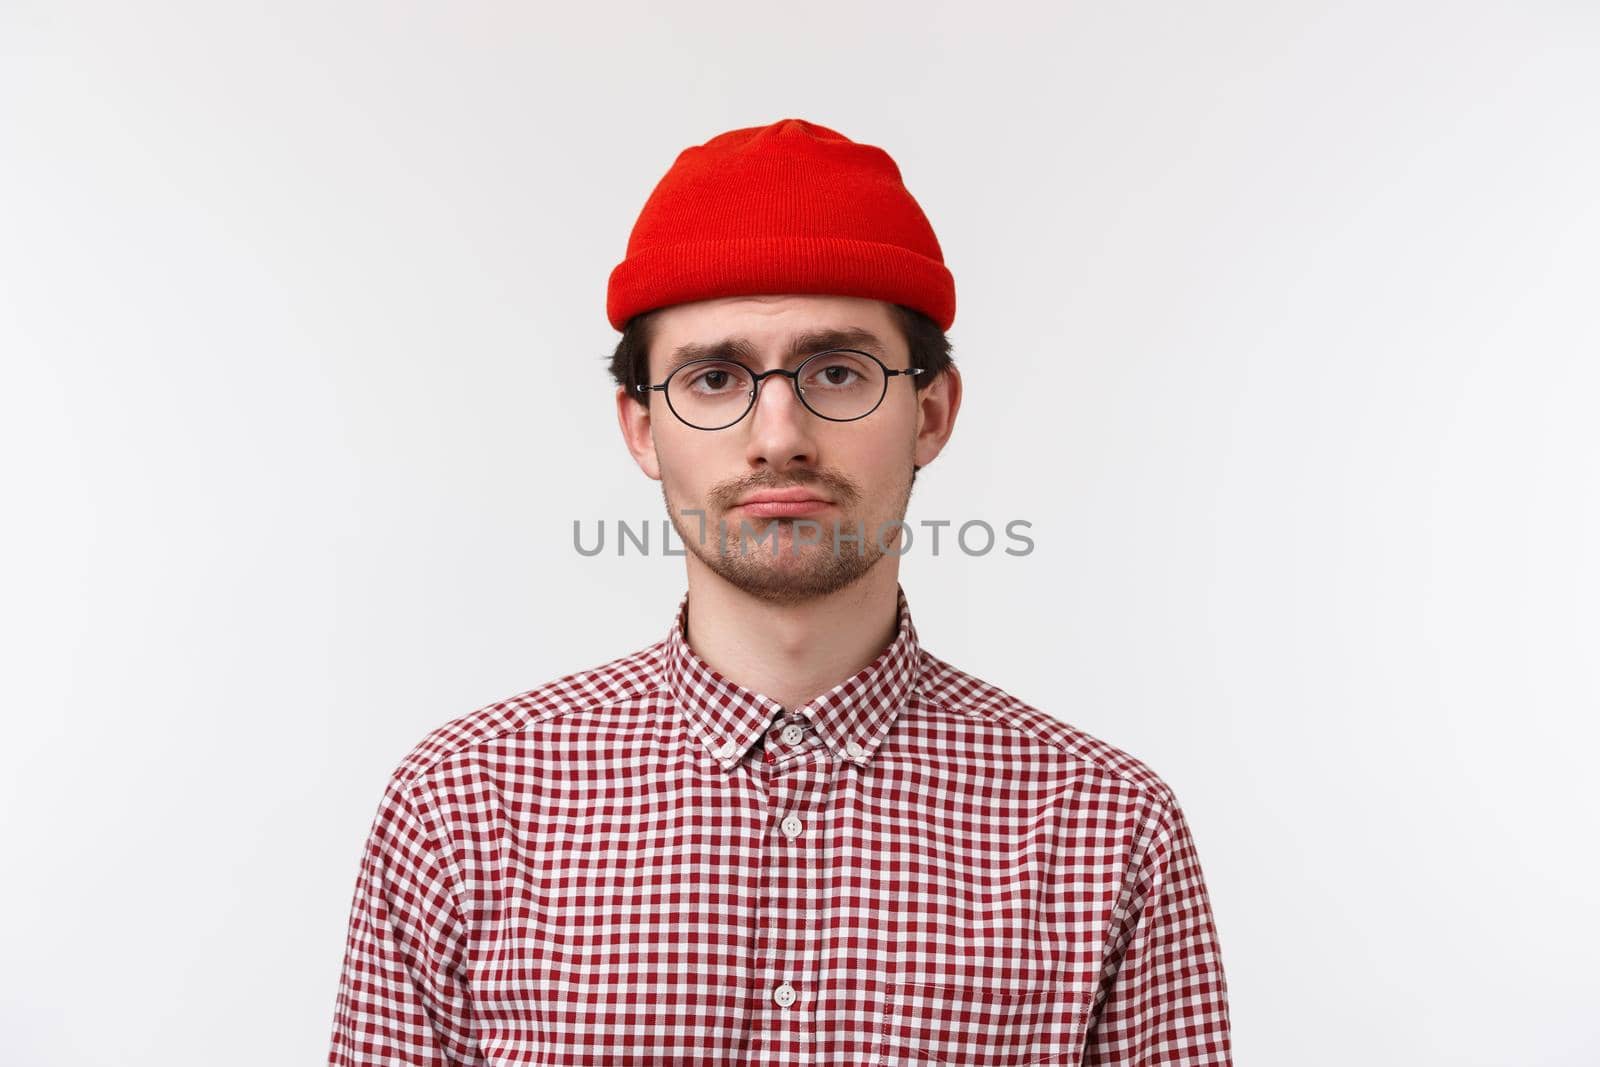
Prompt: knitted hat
<box><xmin>606</xmin><ymin>117</ymin><xmax>955</xmax><ymax>333</ymax></box>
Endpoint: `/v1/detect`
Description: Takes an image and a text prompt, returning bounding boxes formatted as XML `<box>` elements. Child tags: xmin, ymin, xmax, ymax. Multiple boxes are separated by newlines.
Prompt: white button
<box><xmin>845</xmin><ymin>740</ymin><xmax>866</xmax><ymax>758</ymax></box>
<box><xmin>780</xmin><ymin>814</ymin><xmax>804</xmax><ymax>838</ymax></box>
<box><xmin>716</xmin><ymin>740</ymin><xmax>739</xmax><ymax>759</ymax></box>
<box><xmin>780</xmin><ymin>723</ymin><xmax>805</xmax><ymax>745</ymax></box>
<box><xmin>773</xmin><ymin>982</ymin><xmax>796</xmax><ymax>1007</ymax></box>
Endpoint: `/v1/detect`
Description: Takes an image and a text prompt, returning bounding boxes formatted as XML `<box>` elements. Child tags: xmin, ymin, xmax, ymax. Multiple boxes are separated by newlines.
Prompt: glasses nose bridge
<box><xmin>746</xmin><ymin>365</ymin><xmax>803</xmax><ymax>411</ymax></box>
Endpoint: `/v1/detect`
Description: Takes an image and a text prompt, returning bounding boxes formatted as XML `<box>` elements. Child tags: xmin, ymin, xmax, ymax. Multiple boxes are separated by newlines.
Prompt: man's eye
<box><xmin>804</xmin><ymin>357</ymin><xmax>870</xmax><ymax>389</ymax></box>
<box><xmin>693</xmin><ymin>371</ymin><xmax>731</xmax><ymax>390</ymax></box>
<box><xmin>683</xmin><ymin>363</ymin><xmax>751</xmax><ymax>393</ymax></box>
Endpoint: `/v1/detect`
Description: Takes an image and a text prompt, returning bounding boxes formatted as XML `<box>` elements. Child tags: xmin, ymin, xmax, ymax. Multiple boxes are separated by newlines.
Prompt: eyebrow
<box><xmin>661</xmin><ymin>326</ymin><xmax>890</xmax><ymax>377</ymax></box>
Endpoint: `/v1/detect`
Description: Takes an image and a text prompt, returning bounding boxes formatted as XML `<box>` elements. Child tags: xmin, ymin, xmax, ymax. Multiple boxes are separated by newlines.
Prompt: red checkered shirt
<box><xmin>328</xmin><ymin>583</ymin><xmax>1232</xmax><ymax>1065</ymax></box>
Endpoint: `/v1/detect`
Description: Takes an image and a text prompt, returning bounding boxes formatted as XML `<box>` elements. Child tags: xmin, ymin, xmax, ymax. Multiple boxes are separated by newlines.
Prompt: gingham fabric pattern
<box><xmin>328</xmin><ymin>583</ymin><xmax>1232</xmax><ymax>1065</ymax></box>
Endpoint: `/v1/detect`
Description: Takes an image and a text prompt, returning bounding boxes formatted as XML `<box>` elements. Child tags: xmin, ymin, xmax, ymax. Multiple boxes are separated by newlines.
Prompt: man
<box><xmin>328</xmin><ymin>117</ymin><xmax>1233</xmax><ymax>1066</ymax></box>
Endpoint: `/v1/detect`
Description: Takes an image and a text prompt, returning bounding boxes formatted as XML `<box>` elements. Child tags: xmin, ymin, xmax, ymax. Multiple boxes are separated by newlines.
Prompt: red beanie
<box><xmin>606</xmin><ymin>117</ymin><xmax>955</xmax><ymax>333</ymax></box>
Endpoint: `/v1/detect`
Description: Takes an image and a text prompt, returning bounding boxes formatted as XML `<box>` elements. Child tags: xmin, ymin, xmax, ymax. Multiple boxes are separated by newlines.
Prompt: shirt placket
<box><xmin>747</xmin><ymin>710</ymin><xmax>836</xmax><ymax>1064</ymax></box>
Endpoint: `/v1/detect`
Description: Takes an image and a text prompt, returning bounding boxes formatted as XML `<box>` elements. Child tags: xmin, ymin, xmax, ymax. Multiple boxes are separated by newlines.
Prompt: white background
<box><xmin>3</xmin><ymin>2</ymin><xmax>1596</xmax><ymax>1064</ymax></box>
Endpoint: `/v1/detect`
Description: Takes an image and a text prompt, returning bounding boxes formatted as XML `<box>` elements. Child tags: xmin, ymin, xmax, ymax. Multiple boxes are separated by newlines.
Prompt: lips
<box><xmin>732</xmin><ymin>488</ymin><xmax>833</xmax><ymax>518</ymax></box>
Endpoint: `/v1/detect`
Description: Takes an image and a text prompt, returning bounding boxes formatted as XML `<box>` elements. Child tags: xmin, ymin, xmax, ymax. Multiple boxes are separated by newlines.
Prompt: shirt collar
<box><xmin>660</xmin><ymin>582</ymin><xmax>923</xmax><ymax>772</ymax></box>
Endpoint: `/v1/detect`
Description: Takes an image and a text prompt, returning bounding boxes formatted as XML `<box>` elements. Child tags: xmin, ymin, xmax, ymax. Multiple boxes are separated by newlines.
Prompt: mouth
<box><xmin>731</xmin><ymin>491</ymin><xmax>834</xmax><ymax>519</ymax></box>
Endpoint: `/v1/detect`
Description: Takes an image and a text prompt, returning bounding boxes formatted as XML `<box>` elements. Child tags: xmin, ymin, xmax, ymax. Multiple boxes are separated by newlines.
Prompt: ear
<box><xmin>913</xmin><ymin>365</ymin><xmax>962</xmax><ymax>469</ymax></box>
<box><xmin>617</xmin><ymin>386</ymin><xmax>662</xmax><ymax>480</ymax></box>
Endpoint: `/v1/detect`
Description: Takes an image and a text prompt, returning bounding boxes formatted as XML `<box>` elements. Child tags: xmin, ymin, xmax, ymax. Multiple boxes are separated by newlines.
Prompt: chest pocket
<box><xmin>877</xmin><ymin>981</ymin><xmax>1091</xmax><ymax>1066</ymax></box>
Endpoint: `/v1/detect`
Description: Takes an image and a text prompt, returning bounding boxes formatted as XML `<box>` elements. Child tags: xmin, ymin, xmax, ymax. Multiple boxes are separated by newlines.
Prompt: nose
<box><xmin>744</xmin><ymin>370</ymin><xmax>818</xmax><ymax>470</ymax></box>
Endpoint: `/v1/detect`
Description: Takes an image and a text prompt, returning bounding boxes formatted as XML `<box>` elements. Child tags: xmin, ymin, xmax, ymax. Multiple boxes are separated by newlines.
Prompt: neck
<box><xmin>680</xmin><ymin>560</ymin><xmax>902</xmax><ymax>713</ymax></box>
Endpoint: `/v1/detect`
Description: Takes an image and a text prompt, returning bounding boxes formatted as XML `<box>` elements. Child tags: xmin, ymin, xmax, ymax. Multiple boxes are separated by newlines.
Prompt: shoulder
<box><xmin>385</xmin><ymin>638</ymin><xmax>668</xmax><ymax>788</ymax></box>
<box><xmin>913</xmin><ymin>648</ymin><xmax>1182</xmax><ymax>811</ymax></box>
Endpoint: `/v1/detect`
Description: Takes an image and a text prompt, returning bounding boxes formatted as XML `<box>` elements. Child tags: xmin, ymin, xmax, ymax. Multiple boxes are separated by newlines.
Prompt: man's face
<box><xmin>616</xmin><ymin>294</ymin><xmax>958</xmax><ymax>605</ymax></box>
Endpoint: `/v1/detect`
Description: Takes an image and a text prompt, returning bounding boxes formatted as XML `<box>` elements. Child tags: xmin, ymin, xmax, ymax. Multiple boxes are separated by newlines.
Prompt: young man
<box><xmin>329</xmin><ymin>118</ymin><xmax>1233</xmax><ymax>1066</ymax></box>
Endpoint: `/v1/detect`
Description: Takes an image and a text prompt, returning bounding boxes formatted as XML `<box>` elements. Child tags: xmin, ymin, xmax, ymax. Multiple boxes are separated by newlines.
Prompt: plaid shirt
<box><xmin>328</xmin><ymin>583</ymin><xmax>1232</xmax><ymax>1065</ymax></box>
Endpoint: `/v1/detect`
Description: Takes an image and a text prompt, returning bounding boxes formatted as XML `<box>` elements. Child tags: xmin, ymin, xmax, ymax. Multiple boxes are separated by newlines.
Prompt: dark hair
<box><xmin>607</xmin><ymin>302</ymin><xmax>956</xmax><ymax>409</ymax></box>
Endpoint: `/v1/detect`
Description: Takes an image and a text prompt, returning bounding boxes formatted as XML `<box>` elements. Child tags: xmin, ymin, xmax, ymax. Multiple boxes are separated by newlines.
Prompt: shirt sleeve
<box><xmin>1084</xmin><ymin>797</ymin><xmax>1233</xmax><ymax>1066</ymax></box>
<box><xmin>328</xmin><ymin>772</ymin><xmax>485</xmax><ymax>1066</ymax></box>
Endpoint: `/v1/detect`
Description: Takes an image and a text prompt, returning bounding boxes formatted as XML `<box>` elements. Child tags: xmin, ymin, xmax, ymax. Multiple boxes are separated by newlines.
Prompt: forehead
<box><xmin>648</xmin><ymin>295</ymin><xmax>902</xmax><ymax>374</ymax></box>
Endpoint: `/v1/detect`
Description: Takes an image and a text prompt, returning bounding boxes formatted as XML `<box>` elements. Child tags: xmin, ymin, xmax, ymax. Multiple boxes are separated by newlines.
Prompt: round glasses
<box><xmin>636</xmin><ymin>348</ymin><xmax>924</xmax><ymax>431</ymax></box>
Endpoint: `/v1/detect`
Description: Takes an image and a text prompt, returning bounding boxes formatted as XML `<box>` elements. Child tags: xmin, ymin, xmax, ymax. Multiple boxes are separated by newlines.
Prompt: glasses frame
<box><xmin>635</xmin><ymin>348</ymin><xmax>925</xmax><ymax>431</ymax></box>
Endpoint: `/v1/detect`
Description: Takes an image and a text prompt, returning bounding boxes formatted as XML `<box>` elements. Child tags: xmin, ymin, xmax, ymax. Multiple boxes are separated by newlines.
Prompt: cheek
<box><xmin>835</xmin><ymin>435</ymin><xmax>915</xmax><ymax>501</ymax></box>
<box><xmin>655</xmin><ymin>436</ymin><xmax>722</xmax><ymax>500</ymax></box>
